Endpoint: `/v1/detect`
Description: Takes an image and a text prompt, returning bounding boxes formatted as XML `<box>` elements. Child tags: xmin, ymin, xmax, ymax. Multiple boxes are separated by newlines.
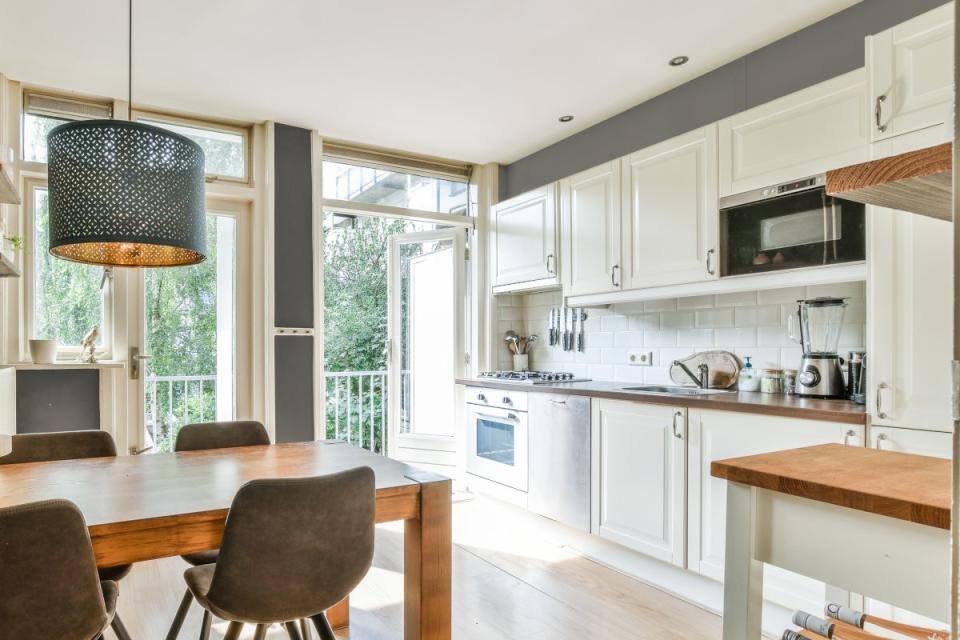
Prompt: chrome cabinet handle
<box><xmin>548</xmin><ymin>399</ymin><xmax>568</xmax><ymax>407</ymax></box>
<box><xmin>874</xmin><ymin>95</ymin><xmax>887</xmax><ymax>133</ymax></box>
<box><xmin>546</xmin><ymin>254</ymin><xmax>555</xmax><ymax>274</ymax></box>
<box><xmin>611</xmin><ymin>264</ymin><xmax>620</xmax><ymax>287</ymax></box>
<box><xmin>706</xmin><ymin>248</ymin><xmax>716</xmax><ymax>276</ymax></box>
<box><xmin>875</xmin><ymin>382</ymin><xmax>888</xmax><ymax>419</ymax></box>
<box><xmin>843</xmin><ymin>429</ymin><xmax>857</xmax><ymax>445</ymax></box>
<box><xmin>672</xmin><ymin>410</ymin><xmax>684</xmax><ymax>440</ymax></box>
<box><xmin>875</xmin><ymin>433</ymin><xmax>888</xmax><ymax>449</ymax></box>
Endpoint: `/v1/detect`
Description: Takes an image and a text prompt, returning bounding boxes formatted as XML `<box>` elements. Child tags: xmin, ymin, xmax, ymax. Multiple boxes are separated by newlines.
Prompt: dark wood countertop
<box><xmin>456</xmin><ymin>378</ymin><xmax>866</xmax><ymax>425</ymax></box>
<box><xmin>711</xmin><ymin>443</ymin><xmax>951</xmax><ymax>529</ymax></box>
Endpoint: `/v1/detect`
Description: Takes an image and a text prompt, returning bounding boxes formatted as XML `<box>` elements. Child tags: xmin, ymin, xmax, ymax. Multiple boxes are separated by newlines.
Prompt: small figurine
<box><xmin>79</xmin><ymin>325</ymin><xmax>99</xmax><ymax>363</ymax></box>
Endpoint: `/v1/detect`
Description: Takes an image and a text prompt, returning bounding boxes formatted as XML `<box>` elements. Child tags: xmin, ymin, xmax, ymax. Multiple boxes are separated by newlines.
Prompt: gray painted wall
<box><xmin>501</xmin><ymin>0</ymin><xmax>948</xmax><ymax>199</ymax></box>
<box><xmin>273</xmin><ymin>123</ymin><xmax>316</xmax><ymax>443</ymax></box>
<box><xmin>16</xmin><ymin>370</ymin><xmax>99</xmax><ymax>434</ymax></box>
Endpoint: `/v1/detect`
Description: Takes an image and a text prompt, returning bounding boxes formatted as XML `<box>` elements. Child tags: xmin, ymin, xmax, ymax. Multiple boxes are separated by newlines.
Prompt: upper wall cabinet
<box><xmin>719</xmin><ymin>69</ymin><xmax>870</xmax><ymax>197</ymax></box>
<box><xmin>621</xmin><ymin>124</ymin><xmax>719</xmax><ymax>289</ymax></box>
<box><xmin>491</xmin><ymin>185</ymin><xmax>559</xmax><ymax>293</ymax></box>
<box><xmin>561</xmin><ymin>161</ymin><xmax>622</xmax><ymax>297</ymax></box>
<box><xmin>867</xmin><ymin>3</ymin><xmax>953</xmax><ymax>145</ymax></box>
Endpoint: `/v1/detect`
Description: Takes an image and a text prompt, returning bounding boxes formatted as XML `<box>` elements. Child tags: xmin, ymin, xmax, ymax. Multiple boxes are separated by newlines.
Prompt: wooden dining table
<box><xmin>0</xmin><ymin>439</ymin><xmax>452</xmax><ymax>640</ymax></box>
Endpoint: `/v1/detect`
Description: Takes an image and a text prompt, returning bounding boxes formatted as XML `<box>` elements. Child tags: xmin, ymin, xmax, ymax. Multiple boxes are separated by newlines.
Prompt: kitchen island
<box><xmin>712</xmin><ymin>444</ymin><xmax>950</xmax><ymax>638</ymax></box>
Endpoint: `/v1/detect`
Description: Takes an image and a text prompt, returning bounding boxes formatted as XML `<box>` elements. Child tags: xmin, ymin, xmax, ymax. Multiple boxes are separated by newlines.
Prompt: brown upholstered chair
<box><xmin>171</xmin><ymin>467</ymin><xmax>375</xmax><ymax>640</ymax></box>
<box><xmin>0</xmin><ymin>430</ymin><xmax>134</xmax><ymax>640</ymax></box>
<box><xmin>166</xmin><ymin>421</ymin><xmax>271</xmax><ymax>638</ymax></box>
<box><xmin>0</xmin><ymin>499</ymin><xmax>121</xmax><ymax>640</ymax></box>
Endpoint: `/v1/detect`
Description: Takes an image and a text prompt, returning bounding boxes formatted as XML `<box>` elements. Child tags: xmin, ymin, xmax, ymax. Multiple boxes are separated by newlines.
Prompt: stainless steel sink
<box><xmin>619</xmin><ymin>385</ymin><xmax>733</xmax><ymax>396</ymax></box>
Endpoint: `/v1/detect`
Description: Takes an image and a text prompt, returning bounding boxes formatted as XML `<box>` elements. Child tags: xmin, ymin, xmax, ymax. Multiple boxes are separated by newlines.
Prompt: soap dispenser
<box><xmin>739</xmin><ymin>356</ymin><xmax>760</xmax><ymax>392</ymax></box>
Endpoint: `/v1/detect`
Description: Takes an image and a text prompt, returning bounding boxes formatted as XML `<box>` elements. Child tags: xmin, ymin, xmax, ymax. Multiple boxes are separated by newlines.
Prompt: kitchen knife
<box><xmin>564</xmin><ymin>307</ymin><xmax>571</xmax><ymax>351</ymax></box>
<box><xmin>577</xmin><ymin>310</ymin><xmax>585</xmax><ymax>352</ymax></box>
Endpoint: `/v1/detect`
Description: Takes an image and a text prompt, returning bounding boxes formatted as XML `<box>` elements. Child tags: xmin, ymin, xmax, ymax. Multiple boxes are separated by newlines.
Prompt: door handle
<box><xmin>129</xmin><ymin>346</ymin><xmax>152</xmax><ymax>380</ymax></box>
<box><xmin>706</xmin><ymin>248</ymin><xmax>715</xmax><ymax>276</ymax></box>
<box><xmin>874</xmin><ymin>94</ymin><xmax>887</xmax><ymax>133</ymax></box>
<box><xmin>875</xmin><ymin>382</ymin><xmax>889</xmax><ymax>419</ymax></box>
<box><xmin>611</xmin><ymin>264</ymin><xmax>620</xmax><ymax>287</ymax></box>
<box><xmin>672</xmin><ymin>410</ymin><xmax>684</xmax><ymax>440</ymax></box>
<box><xmin>129</xmin><ymin>445</ymin><xmax>152</xmax><ymax>455</ymax></box>
<box><xmin>546</xmin><ymin>254</ymin><xmax>555</xmax><ymax>274</ymax></box>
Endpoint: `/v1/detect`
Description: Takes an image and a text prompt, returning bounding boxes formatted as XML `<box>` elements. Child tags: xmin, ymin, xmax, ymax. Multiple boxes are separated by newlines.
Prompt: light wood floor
<box><xmin>112</xmin><ymin>496</ymin><xmax>721</xmax><ymax>639</ymax></box>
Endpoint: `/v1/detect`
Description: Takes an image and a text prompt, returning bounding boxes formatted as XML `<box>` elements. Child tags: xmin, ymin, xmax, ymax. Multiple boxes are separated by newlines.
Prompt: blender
<box><xmin>790</xmin><ymin>297</ymin><xmax>847</xmax><ymax>398</ymax></box>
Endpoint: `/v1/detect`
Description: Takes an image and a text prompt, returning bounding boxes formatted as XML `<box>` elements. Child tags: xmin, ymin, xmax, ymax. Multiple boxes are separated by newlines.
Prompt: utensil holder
<box><xmin>512</xmin><ymin>354</ymin><xmax>529</xmax><ymax>372</ymax></box>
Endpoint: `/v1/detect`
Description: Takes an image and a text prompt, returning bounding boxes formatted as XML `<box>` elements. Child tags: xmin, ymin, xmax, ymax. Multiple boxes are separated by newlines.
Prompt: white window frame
<box><xmin>21</xmin><ymin>176</ymin><xmax>114</xmax><ymax>361</ymax></box>
<box><xmin>132</xmin><ymin>109</ymin><xmax>253</xmax><ymax>185</ymax></box>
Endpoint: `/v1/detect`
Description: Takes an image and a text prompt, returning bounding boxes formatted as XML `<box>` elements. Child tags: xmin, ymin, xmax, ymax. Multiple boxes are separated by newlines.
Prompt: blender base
<box><xmin>796</xmin><ymin>355</ymin><xmax>846</xmax><ymax>399</ymax></box>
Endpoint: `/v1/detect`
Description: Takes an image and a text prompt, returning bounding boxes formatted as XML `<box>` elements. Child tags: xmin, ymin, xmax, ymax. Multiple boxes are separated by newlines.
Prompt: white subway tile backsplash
<box><xmin>677</xmin><ymin>295</ymin><xmax>715</xmax><ymax>310</ymax></box>
<box><xmin>521</xmin><ymin>283</ymin><xmax>868</xmax><ymax>380</ymax></box>
<box><xmin>695</xmin><ymin>308</ymin><xmax>734</xmax><ymax>328</ymax></box>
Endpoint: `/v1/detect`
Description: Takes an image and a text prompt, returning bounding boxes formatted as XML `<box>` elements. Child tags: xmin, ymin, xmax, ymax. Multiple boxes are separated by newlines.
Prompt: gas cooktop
<box><xmin>477</xmin><ymin>370</ymin><xmax>590</xmax><ymax>384</ymax></box>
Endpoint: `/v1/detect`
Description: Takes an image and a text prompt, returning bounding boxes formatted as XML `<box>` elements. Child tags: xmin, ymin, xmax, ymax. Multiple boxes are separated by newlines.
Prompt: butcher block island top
<box><xmin>711</xmin><ymin>443</ymin><xmax>951</xmax><ymax>529</ymax></box>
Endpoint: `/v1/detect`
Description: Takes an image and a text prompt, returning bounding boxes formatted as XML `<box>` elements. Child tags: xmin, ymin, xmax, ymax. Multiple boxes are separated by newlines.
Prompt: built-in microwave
<box><xmin>719</xmin><ymin>175</ymin><xmax>865</xmax><ymax>277</ymax></box>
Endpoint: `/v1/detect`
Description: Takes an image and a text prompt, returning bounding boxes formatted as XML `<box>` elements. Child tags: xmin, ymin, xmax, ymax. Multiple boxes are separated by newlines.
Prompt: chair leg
<box><xmin>253</xmin><ymin>624</ymin><xmax>269</xmax><ymax>640</ymax></box>
<box><xmin>166</xmin><ymin>589</ymin><xmax>195</xmax><ymax>640</ymax></box>
<box><xmin>284</xmin><ymin>621</ymin><xmax>304</xmax><ymax>640</ymax></box>
<box><xmin>111</xmin><ymin>614</ymin><xmax>134</xmax><ymax>640</ymax></box>
<box><xmin>310</xmin><ymin>613</ymin><xmax>338</xmax><ymax>640</ymax></box>
<box><xmin>198</xmin><ymin>610</ymin><xmax>212</xmax><ymax>640</ymax></box>
<box><xmin>223</xmin><ymin>621</ymin><xmax>244</xmax><ymax>640</ymax></box>
<box><xmin>300</xmin><ymin>618</ymin><xmax>312</xmax><ymax>640</ymax></box>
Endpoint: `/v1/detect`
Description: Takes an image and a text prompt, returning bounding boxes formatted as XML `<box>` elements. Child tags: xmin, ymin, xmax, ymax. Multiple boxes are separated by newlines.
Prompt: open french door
<box><xmin>387</xmin><ymin>228</ymin><xmax>465</xmax><ymax>469</ymax></box>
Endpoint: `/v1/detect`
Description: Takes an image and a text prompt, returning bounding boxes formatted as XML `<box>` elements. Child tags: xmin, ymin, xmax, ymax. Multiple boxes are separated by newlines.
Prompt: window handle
<box><xmin>129</xmin><ymin>347</ymin><xmax>152</xmax><ymax>380</ymax></box>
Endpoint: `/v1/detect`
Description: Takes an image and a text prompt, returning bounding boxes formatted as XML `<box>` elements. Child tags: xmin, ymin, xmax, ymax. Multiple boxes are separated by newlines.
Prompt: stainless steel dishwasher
<box><xmin>527</xmin><ymin>393</ymin><xmax>591</xmax><ymax>532</ymax></box>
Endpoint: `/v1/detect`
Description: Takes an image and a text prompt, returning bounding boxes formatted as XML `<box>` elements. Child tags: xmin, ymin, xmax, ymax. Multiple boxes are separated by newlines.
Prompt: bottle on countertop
<box><xmin>739</xmin><ymin>357</ymin><xmax>760</xmax><ymax>392</ymax></box>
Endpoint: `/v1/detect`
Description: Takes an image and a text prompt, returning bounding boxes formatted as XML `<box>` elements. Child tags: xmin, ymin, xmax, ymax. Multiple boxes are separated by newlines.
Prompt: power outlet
<box><xmin>627</xmin><ymin>350</ymin><xmax>654</xmax><ymax>366</ymax></box>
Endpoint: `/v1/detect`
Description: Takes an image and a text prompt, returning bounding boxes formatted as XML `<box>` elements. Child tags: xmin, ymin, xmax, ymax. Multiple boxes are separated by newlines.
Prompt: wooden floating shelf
<box><xmin>826</xmin><ymin>142</ymin><xmax>952</xmax><ymax>221</ymax></box>
<box><xmin>0</xmin><ymin>162</ymin><xmax>19</xmax><ymax>205</ymax></box>
<box><xmin>0</xmin><ymin>251</ymin><xmax>19</xmax><ymax>278</ymax></box>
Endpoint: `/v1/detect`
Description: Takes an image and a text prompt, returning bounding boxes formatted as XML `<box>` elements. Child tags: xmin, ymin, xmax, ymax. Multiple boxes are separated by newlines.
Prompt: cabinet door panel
<box><xmin>622</xmin><ymin>125</ymin><xmax>718</xmax><ymax>289</ymax></box>
<box><xmin>492</xmin><ymin>186</ymin><xmax>557</xmax><ymax>288</ymax></box>
<box><xmin>687</xmin><ymin>410</ymin><xmax>863</xmax><ymax>613</ymax></box>
<box><xmin>869</xmin><ymin>3</ymin><xmax>953</xmax><ymax>142</ymax></box>
<box><xmin>867</xmin><ymin>205</ymin><xmax>953</xmax><ymax>432</ymax></box>
<box><xmin>719</xmin><ymin>70</ymin><xmax>869</xmax><ymax>196</ymax></box>
<box><xmin>594</xmin><ymin>400</ymin><xmax>684</xmax><ymax>566</ymax></box>
<box><xmin>562</xmin><ymin>162</ymin><xmax>621</xmax><ymax>296</ymax></box>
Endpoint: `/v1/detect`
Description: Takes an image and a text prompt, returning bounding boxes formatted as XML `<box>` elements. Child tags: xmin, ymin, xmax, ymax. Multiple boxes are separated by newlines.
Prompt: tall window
<box><xmin>27</xmin><ymin>183</ymin><xmax>106</xmax><ymax>349</ymax></box>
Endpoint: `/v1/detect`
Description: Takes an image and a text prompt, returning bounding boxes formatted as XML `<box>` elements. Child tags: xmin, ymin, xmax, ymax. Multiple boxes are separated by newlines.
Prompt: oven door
<box><xmin>466</xmin><ymin>404</ymin><xmax>528</xmax><ymax>492</ymax></box>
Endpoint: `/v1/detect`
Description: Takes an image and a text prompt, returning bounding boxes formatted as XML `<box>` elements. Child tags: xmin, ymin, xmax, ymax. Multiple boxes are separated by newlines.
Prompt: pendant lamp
<box><xmin>46</xmin><ymin>0</ymin><xmax>206</xmax><ymax>267</ymax></box>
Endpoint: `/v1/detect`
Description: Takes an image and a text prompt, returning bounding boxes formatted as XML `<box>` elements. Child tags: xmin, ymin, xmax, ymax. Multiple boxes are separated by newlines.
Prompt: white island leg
<box><xmin>722</xmin><ymin>481</ymin><xmax>764</xmax><ymax>640</ymax></box>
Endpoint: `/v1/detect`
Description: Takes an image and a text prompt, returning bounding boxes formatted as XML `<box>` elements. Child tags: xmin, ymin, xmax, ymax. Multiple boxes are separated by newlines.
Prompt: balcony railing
<box><xmin>324</xmin><ymin>370</ymin><xmax>396</xmax><ymax>455</ymax></box>
<box><xmin>144</xmin><ymin>374</ymin><xmax>217</xmax><ymax>453</ymax></box>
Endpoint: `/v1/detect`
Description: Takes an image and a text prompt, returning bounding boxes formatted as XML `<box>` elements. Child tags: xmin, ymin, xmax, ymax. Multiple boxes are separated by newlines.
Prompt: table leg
<box><xmin>404</xmin><ymin>477</ymin><xmax>452</xmax><ymax>640</ymax></box>
<box><xmin>723</xmin><ymin>482</ymin><xmax>764</xmax><ymax>640</ymax></box>
<box><xmin>326</xmin><ymin>596</ymin><xmax>349</xmax><ymax>629</ymax></box>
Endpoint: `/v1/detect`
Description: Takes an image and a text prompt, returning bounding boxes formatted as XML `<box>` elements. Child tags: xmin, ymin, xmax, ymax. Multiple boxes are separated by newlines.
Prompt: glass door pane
<box><xmin>142</xmin><ymin>214</ymin><xmax>236</xmax><ymax>452</ymax></box>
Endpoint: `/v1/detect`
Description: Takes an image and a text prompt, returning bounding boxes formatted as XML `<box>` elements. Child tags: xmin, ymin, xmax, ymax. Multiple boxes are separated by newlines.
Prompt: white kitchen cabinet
<box><xmin>491</xmin><ymin>184</ymin><xmax>559</xmax><ymax>292</ymax></box>
<box><xmin>621</xmin><ymin>124</ymin><xmax>719</xmax><ymax>289</ymax></box>
<box><xmin>560</xmin><ymin>161</ymin><xmax>622</xmax><ymax>297</ymax></box>
<box><xmin>591</xmin><ymin>399</ymin><xmax>685</xmax><ymax>566</ymax></box>
<box><xmin>867</xmin><ymin>3</ymin><xmax>953</xmax><ymax>145</ymax></box>
<box><xmin>718</xmin><ymin>69</ymin><xmax>870</xmax><ymax>197</ymax></box>
<box><xmin>687</xmin><ymin>409</ymin><xmax>864</xmax><ymax>613</ymax></box>
<box><xmin>867</xmin><ymin>199</ymin><xmax>953</xmax><ymax>433</ymax></box>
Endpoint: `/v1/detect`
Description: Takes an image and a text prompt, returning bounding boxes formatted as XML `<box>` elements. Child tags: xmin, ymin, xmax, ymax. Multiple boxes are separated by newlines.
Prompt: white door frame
<box><xmin>387</xmin><ymin>227</ymin><xmax>465</xmax><ymax>460</ymax></box>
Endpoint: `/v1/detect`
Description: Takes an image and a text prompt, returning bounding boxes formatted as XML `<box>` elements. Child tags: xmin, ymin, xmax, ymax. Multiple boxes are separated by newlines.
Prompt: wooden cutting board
<box><xmin>669</xmin><ymin>350</ymin><xmax>743</xmax><ymax>389</ymax></box>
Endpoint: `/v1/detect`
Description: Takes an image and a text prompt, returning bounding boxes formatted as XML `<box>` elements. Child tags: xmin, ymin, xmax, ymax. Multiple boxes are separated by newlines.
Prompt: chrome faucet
<box><xmin>674</xmin><ymin>361</ymin><xmax>709</xmax><ymax>389</ymax></box>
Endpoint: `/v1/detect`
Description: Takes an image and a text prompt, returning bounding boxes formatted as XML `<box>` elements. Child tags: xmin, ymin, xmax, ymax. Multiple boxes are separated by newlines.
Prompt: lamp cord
<box><xmin>128</xmin><ymin>0</ymin><xmax>132</xmax><ymax>120</ymax></box>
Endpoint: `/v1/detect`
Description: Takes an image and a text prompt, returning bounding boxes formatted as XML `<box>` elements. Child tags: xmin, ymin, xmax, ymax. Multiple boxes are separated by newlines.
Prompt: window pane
<box><xmin>23</xmin><ymin>113</ymin><xmax>70</xmax><ymax>163</ymax></box>
<box><xmin>140</xmin><ymin>119</ymin><xmax>246</xmax><ymax>179</ymax></box>
<box><xmin>144</xmin><ymin>214</ymin><xmax>236</xmax><ymax>452</ymax></box>
<box><xmin>322</xmin><ymin>160</ymin><xmax>468</xmax><ymax>214</ymax></box>
<box><xmin>32</xmin><ymin>188</ymin><xmax>104</xmax><ymax>347</ymax></box>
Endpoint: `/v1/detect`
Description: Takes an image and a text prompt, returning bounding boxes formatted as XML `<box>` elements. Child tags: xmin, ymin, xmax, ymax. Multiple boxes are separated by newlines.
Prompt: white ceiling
<box><xmin>0</xmin><ymin>0</ymin><xmax>861</xmax><ymax>164</ymax></box>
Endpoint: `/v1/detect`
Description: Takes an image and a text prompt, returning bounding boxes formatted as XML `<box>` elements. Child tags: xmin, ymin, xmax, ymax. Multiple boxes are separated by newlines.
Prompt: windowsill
<box><xmin>0</xmin><ymin>360</ymin><xmax>126</xmax><ymax>370</ymax></box>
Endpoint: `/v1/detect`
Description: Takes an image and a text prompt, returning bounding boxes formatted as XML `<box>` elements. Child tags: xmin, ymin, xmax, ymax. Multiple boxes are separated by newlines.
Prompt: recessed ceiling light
<box><xmin>558</xmin><ymin>115</ymin><xmax>574</xmax><ymax>123</ymax></box>
<box><xmin>669</xmin><ymin>55</ymin><xmax>689</xmax><ymax>67</ymax></box>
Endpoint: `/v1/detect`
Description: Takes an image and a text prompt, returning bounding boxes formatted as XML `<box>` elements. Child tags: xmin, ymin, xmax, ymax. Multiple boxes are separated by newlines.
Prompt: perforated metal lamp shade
<box><xmin>47</xmin><ymin>120</ymin><xmax>207</xmax><ymax>267</ymax></box>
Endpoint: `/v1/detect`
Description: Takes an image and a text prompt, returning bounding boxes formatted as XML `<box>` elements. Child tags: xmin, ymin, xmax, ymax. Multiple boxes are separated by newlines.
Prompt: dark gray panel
<box><xmin>16</xmin><ymin>370</ymin><xmax>100</xmax><ymax>434</ymax></box>
<box><xmin>274</xmin><ymin>335</ymin><xmax>315</xmax><ymax>443</ymax></box>
<box><xmin>274</xmin><ymin>123</ymin><xmax>314</xmax><ymax>328</ymax></box>
<box><xmin>501</xmin><ymin>0</ymin><xmax>949</xmax><ymax>199</ymax></box>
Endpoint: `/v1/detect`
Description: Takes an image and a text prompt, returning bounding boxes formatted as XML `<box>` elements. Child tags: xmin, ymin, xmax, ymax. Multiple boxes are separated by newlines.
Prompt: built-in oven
<box><xmin>465</xmin><ymin>387</ymin><xmax>528</xmax><ymax>492</ymax></box>
<box><xmin>719</xmin><ymin>175</ymin><xmax>865</xmax><ymax>277</ymax></box>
